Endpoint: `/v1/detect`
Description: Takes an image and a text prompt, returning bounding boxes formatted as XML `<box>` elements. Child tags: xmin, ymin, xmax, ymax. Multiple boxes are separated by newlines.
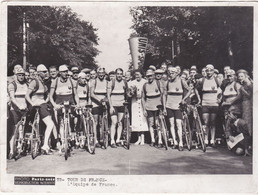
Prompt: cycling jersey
<box><xmin>8</xmin><ymin>81</ymin><xmax>28</xmax><ymax>110</ymax></box>
<box><xmin>77</xmin><ymin>82</ymin><xmax>89</xmax><ymax>107</ymax></box>
<box><xmin>107</xmin><ymin>79</ymin><xmax>126</xmax><ymax>107</ymax></box>
<box><xmin>144</xmin><ymin>80</ymin><xmax>162</xmax><ymax>111</ymax></box>
<box><xmin>166</xmin><ymin>77</ymin><xmax>187</xmax><ymax>110</ymax></box>
<box><xmin>223</xmin><ymin>81</ymin><xmax>240</xmax><ymax>104</ymax></box>
<box><xmin>51</xmin><ymin>77</ymin><xmax>75</xmax><ymax>104</ymax></box>
<box><xmin>91</xmin><ymin>78</ymin><xmax>107</xmax><ymax>107</ymax></box>
<box><xmin>201</xmin><ymin>77</ymin><xmax>220</xmax><ymax>106</ymax></box>
<box><xmin>29</xmin><ymin>78</ymin><xmax>48</xmax><ymax>105</ymax></box>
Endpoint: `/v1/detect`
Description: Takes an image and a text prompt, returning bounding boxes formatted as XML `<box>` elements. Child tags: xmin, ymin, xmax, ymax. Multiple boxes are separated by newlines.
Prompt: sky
<box><xmin>70</xmin><ymin>4</ymin><xmax>133</xmax><ymax>72</ymax></box>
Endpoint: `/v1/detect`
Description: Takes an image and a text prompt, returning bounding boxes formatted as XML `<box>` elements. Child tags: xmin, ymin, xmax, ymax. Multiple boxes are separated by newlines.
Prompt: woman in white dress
<box><xmin>128</xmin><ymin>70</ymin><xmax>148</xmax><ymax>145</ymax></box>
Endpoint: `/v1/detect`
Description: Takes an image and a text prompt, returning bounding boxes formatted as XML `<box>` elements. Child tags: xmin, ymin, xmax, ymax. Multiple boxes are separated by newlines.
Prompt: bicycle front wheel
<box><xmin>183</xmin><ymin>115</ymin><xmax>192</xmax><ymax>151</ymax></box>
<box><xmin>12</xmin><ymin>121</ymin><xmax>22</xmax><ymax>160</ymax></box>
<box><xmin>159</xmin><ymin>117</ymin><xmax>168</xmax><ymax>150</ymax></box>
<box><xmin>31</xmin><ymin>121</ymin><xmax>40</xmax><ymax>160</ymax></box>
<box><xmin>87</xmin><ymin>119</ymin><xmax>96</xmax><ymax>154</ymax></box>
<box><xmin>196</xmin><ymin>116</ymin><xmax>206</xmax><ymax>152</ymax></box>
<box><xmin>124</xmin><ymin>115</ymin><xmax>131</xmax><ymax>150</ymax></box>
<box><xmin>103</xmin><ymin>117</ymin><xmax>109</xmax><ymax>149</ymax></box>
<box><xmin>64</xmin><ymin>121</ymin><xmax>69</xmax><ymax>160</ymax></box>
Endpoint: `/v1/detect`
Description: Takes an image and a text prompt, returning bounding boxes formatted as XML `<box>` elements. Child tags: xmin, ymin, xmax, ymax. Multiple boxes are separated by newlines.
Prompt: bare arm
<box><xmin>8</xmin><ymin>84</ymin><xmax>23</xmax><ymax>109</ymax></box>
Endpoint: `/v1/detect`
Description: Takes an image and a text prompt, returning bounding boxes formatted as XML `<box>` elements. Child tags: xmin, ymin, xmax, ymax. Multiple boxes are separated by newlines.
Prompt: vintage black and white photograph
<box><xmin>1</xmin><ymin>1</ymin><xmax>257</xmax><ymax>193</ymax></box>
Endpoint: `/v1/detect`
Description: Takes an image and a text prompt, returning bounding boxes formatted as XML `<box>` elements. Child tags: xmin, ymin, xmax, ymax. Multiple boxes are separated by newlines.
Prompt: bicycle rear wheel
<box><xmin>31</xmin><ymin>120</ymin><xmax>40</xmax><ymax>160</ymax></box>
<box><xmin>183</xmin><ymin>115</ymin><xmax>192</xmax><ymax>151</ymax></box>
<box><xmin>196</xmin><ymin>117</ymin><xmax>206</xmax><ymax>152</ymax></box>
<box><xmin>64</xmin><ymin>121</ymin><xmax>69</xmax><ymax>160</ymax></box>
<box><xmin>124</xmin><ymin>115</ymin><xmax>131</xmax><ymax>150</ymax></box>
<box><xmin>160</xmin><ymin>117</ymin><xmax>168</xmax><ymax>150</ymax></box>
<box><xmin>12</xmin><ymin>121</ymin><xmax>22</xmax><ymax>160</ymax></box>
<box><xmin>103</xmin><ymin>117</ymin><xmax>109</xmax><ymax>149</ymax></box>
<box><xmin>87</xmin><ymin>119</ymin><xmax>96</xmax><ymax>154</ymax></box>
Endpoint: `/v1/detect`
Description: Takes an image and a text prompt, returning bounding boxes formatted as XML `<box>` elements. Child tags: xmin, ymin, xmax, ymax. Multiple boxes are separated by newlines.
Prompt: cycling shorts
<box><xmin>10</xmin><ymin>110</ymin><xmax>22</xmax><ymax>125</ymax></box>
<box><xmin>110</xmin><ymin>106</ymin><xmax>124</xmax><ymax>116</ymax></box>
<box><xmin>38</xmin><ymin>103</ymin><xmax>51</xmax><ymax>119</ymax></box>
<box><xmin>202</xmin><ymin>106</ymin><xmax>218</xmax><ymax>114</ymax></box>
<box><xmin>92</xmin><ymin>106</ymin><xmax>103</xmax><ymax>115</ymax></box>
<box><xmin>146</xmin><ymin>110</ymin><xmax>158</xmax><ymax>118</ymax></box>
<box><xmin>166</xmin><ymin>108</ymin><xmax>183</xmax><ymax>120</ymax></box>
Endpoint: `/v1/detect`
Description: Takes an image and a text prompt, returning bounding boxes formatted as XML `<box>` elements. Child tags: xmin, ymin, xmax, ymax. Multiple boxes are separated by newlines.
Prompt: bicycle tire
<box><xmin>12</xmin><ymin>121</ymin><xmax>22</xmax><ymax>160</ymax></box>
<box><xmin>183</xmin><ymin>115</ymin><xmax>192</xmax><ymax>151</ymax></box>
<box><xmin>160</xmin><ymin>117</ymin><xmax>168</xmax><ymax>150</ymax></box>
<box><xmin>196</xmin><ymin>116</ymin><xmax>206</xmax><ymax>152</ymax></box>
<box><xmin>31</xmin><ymin>114</ymin><xmax>40</xmax><ymax>160</ymax></box>
<box><xmin>87</xmin><ymin>119</ymin><xmax>96</xmax><ymax>154</ymax></box>
<box><xmin>124</xmin><ymin>115</ymin><xmax>131</xmax><ymax>150</ymax></box>
<box><xmin>31</xmin><ymin>138</ymin><xmax>39</xmax><ymax>159</ymax></box>
<box><xmin>103</xmin><ymin>117</ymin><xmax>109</xmax><ymax>149</ymax></box>
<box><xmin>64</xmin><ymin>121</ymin><xmax>69</xmax><ymax>160</ymax></box>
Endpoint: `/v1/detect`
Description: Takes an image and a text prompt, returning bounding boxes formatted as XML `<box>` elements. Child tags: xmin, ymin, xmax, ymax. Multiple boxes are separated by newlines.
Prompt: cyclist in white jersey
<box><xmin>49</xmin><ymin>65</ymin><xmax>80</xmax><ymax>151</ymax></box>
<box><xmin>8</xmin><ymin>68</ymin><xmax>28</xmax><ymax>159</ymax></box>
<box><xmin>107</xmin><ymin>68</ymin><xmax>128</xmax><ymax>148</ymax></box>
<box><xmin>142</xmin><ymin>69</ymin><xmax>165</xmax><ymax>147</ymax></box>
<box><xmin>196</xmin><ymin>64</ymin><xmax>222</xmax><ymax>147</ymax></box>
<box><xmin>163</xmin><ymin>67</ymin><xmax>190</xmax><ymax>151</ymax></box>
<box><xmin>90</xmin><ymin>68</ymin><xmax>107</xmax><ymax>147</ymax></box>
<box><xmin>25</xmin><ymin>64</ymin><xmax>55</xmax><ymax>154</ymax></box>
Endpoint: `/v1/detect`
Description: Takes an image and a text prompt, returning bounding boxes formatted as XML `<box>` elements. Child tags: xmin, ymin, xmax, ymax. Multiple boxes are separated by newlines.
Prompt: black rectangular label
<box><xmin>14</xmin><ymin>177</ymin><xmax>55</xmax><ymax>185</ymax></box>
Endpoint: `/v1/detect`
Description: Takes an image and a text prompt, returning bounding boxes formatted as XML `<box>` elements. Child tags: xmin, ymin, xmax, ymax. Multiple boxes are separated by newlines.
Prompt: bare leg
<box><xmin>169</xmin><ymin>117</ymin><xmax>178</xmax><ymax>146</ymax></box>
<box><xmin>116</xmin><ymin>112</ymin><xmax>124</xmax><ymax>143</ymax></box>
<box><xmin>110</xmin><ymin>115</ymin><xmax>117</xmax><ymax>145</ymax></box>
<box><xmin>148</xmin><ymin>116</ymin><xmax>155</xmax><ymax>143</ymax></box>
<box><xmin>42</xmin><ymin>116</ymin><xmax>54</xmax><ymax>150</ymax></box>
<box><xmin>176</xmin><ymin>119</ymin><xmax>183</xmax><ymax>147</ymax></box>
<box><xmin>202</xmin><ymin>113</ymin><xmax>210</xmax><ymax>145</ymax></box>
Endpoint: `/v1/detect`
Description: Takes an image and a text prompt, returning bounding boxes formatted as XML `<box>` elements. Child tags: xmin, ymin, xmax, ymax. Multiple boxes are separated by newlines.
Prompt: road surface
<box><xmin>7</xmin><ymin>144</ymin><xmax>252</xmax><ymax>175</ymax></box>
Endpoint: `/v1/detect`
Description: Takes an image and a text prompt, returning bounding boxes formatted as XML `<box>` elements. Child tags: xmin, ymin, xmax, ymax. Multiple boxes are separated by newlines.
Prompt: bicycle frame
<box><xmin>30</xmin><ymin>107</ymin><xmax>41</xmax><ymax>159</ymax></box>
<box><xmin>156</xmin><ymin>107</ymin><xmax>169</xmax><ymax>150</ymax></box>
<box><xmin>13</xmin><ymin>110</ymin><xmax>28</xmax><ymax>160</ymax></box>
<box><xmin>192</xmin><ymin>105</ymin><xmax>206</xmax><ymax>152</ymax></box>
<box><xmin>99</xmin><ymin>102</ymin><xmax>109</xmax><ymax>148</ymax></box>
<box><xmin>121</xmin><ymin>103</ymin><xmax>131</xmax><ymax>149</ymax></box>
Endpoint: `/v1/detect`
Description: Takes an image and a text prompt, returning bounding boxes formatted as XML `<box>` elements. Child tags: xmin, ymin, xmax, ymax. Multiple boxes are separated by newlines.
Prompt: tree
<box><xmin>8</xmin><ymin>6</ymin><xmax>99</xmax><ymax>75</ymax></box>
<box><xmin>130</xmin><ymin>6</ymin><xmax>253</xmax><ymax>73</ymax></box>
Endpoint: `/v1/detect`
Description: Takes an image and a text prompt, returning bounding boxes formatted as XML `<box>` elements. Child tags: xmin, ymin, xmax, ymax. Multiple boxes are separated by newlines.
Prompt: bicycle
<box><xmin>121</xmin><ymin>102</ymin><xmax>131</xmax><ymax>150</ymax></box>
<box><xmin>12</xmin><ymin>109</ymin><xmax>28</xmax><ymax>160</ymax></box>
<box><xmin>99</xmin><ymin>101</ymin><xmax>110</xmax><ymax>149</ymax></box>
<box><xmin>30</xmin><ymin>106</ymin><xmax>42</xmax><ymax>159</ymax></box>
<box><xmin>179</xmin><ymin>103</ymin><xmax>192</xmax><ymax>151</ymax></box>
<box><xmin>191</xmin><ymin>104</ymin><xmax>206</xmax><ymax>152</ymax></box>
<box><xmin>84</xmin><ymin>105</ymin><xmax>96</xmax><ymax>154</ymax></box>
<box><xmin>156</xmin><ymin>105</ymin><xmax>169</xmax><ymax>150</ymax></box>
<box><xmin>59</xmin><ymin>101</ymin><xmax>73</xmax><ymax>160</ymax></box>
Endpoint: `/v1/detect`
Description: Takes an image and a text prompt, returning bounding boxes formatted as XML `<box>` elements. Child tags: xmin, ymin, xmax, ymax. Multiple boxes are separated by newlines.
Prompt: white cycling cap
<box><xmin>78</xmin><ymin>72</ymin><xmax>86</xmax><ymax>78</ymax></box>
<box><xmin>37</xmin><ymin>64</ymin><xmax>48</xmax><ymax>72</ymax></box>
<box><xmin>149</xmin><ymin>65</ymin><xmax>156</xmax><ymax>71</ymax></box>
<box><xmin>155</xmin><ymin>69</ymin><xmax>164</xmax><ymax>74</ymax></box>
<box><xmin>16</xmin><ymin>68</ymin><xmax>25</xmax><ymax>74</ymax></box>
<box><xmin>146</xmin><ymin>69</ymin><xmax>154</xmax><ymax>76</ymax></box>
<box><xmin>168</xmin><ymin>67</ymin><xmax>177</xmax><ymax>73</ymax></box>
<box><xmin>59</xmin><ymin>64</ymin><xmax>69</xmax><ymax>72</ymax></box>
<box><xmin>206</xmin><ymin>64</ymin><xmax>214</xmax><ymax>70</ymax></box>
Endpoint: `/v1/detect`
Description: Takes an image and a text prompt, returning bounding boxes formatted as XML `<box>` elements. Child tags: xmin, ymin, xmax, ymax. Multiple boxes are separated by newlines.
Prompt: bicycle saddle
<box><xmin>33</xmin><ymin>105</ymin><xmax>41</xmax><ymax>109</ymax></box>
<box><xmin>156</xmin><ymin>105</ymin><xmax>163</xmax><ymax>110</ymax></box>
<box><xmin>123</xmin><ymin>102</ymin><xmax>129</xmax><ymax>106</ymax></box>
<box><xmin>86</xmin><ymin>104</ymin><xmax>93</xmax><ymax>108</ymax></box>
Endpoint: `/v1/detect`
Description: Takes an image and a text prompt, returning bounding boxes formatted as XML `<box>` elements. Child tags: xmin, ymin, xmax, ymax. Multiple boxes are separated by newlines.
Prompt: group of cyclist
<box><xmin>7</xmin><ymin>61</ymin><xmax>253</xmax><ymax>159</ymax></box>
